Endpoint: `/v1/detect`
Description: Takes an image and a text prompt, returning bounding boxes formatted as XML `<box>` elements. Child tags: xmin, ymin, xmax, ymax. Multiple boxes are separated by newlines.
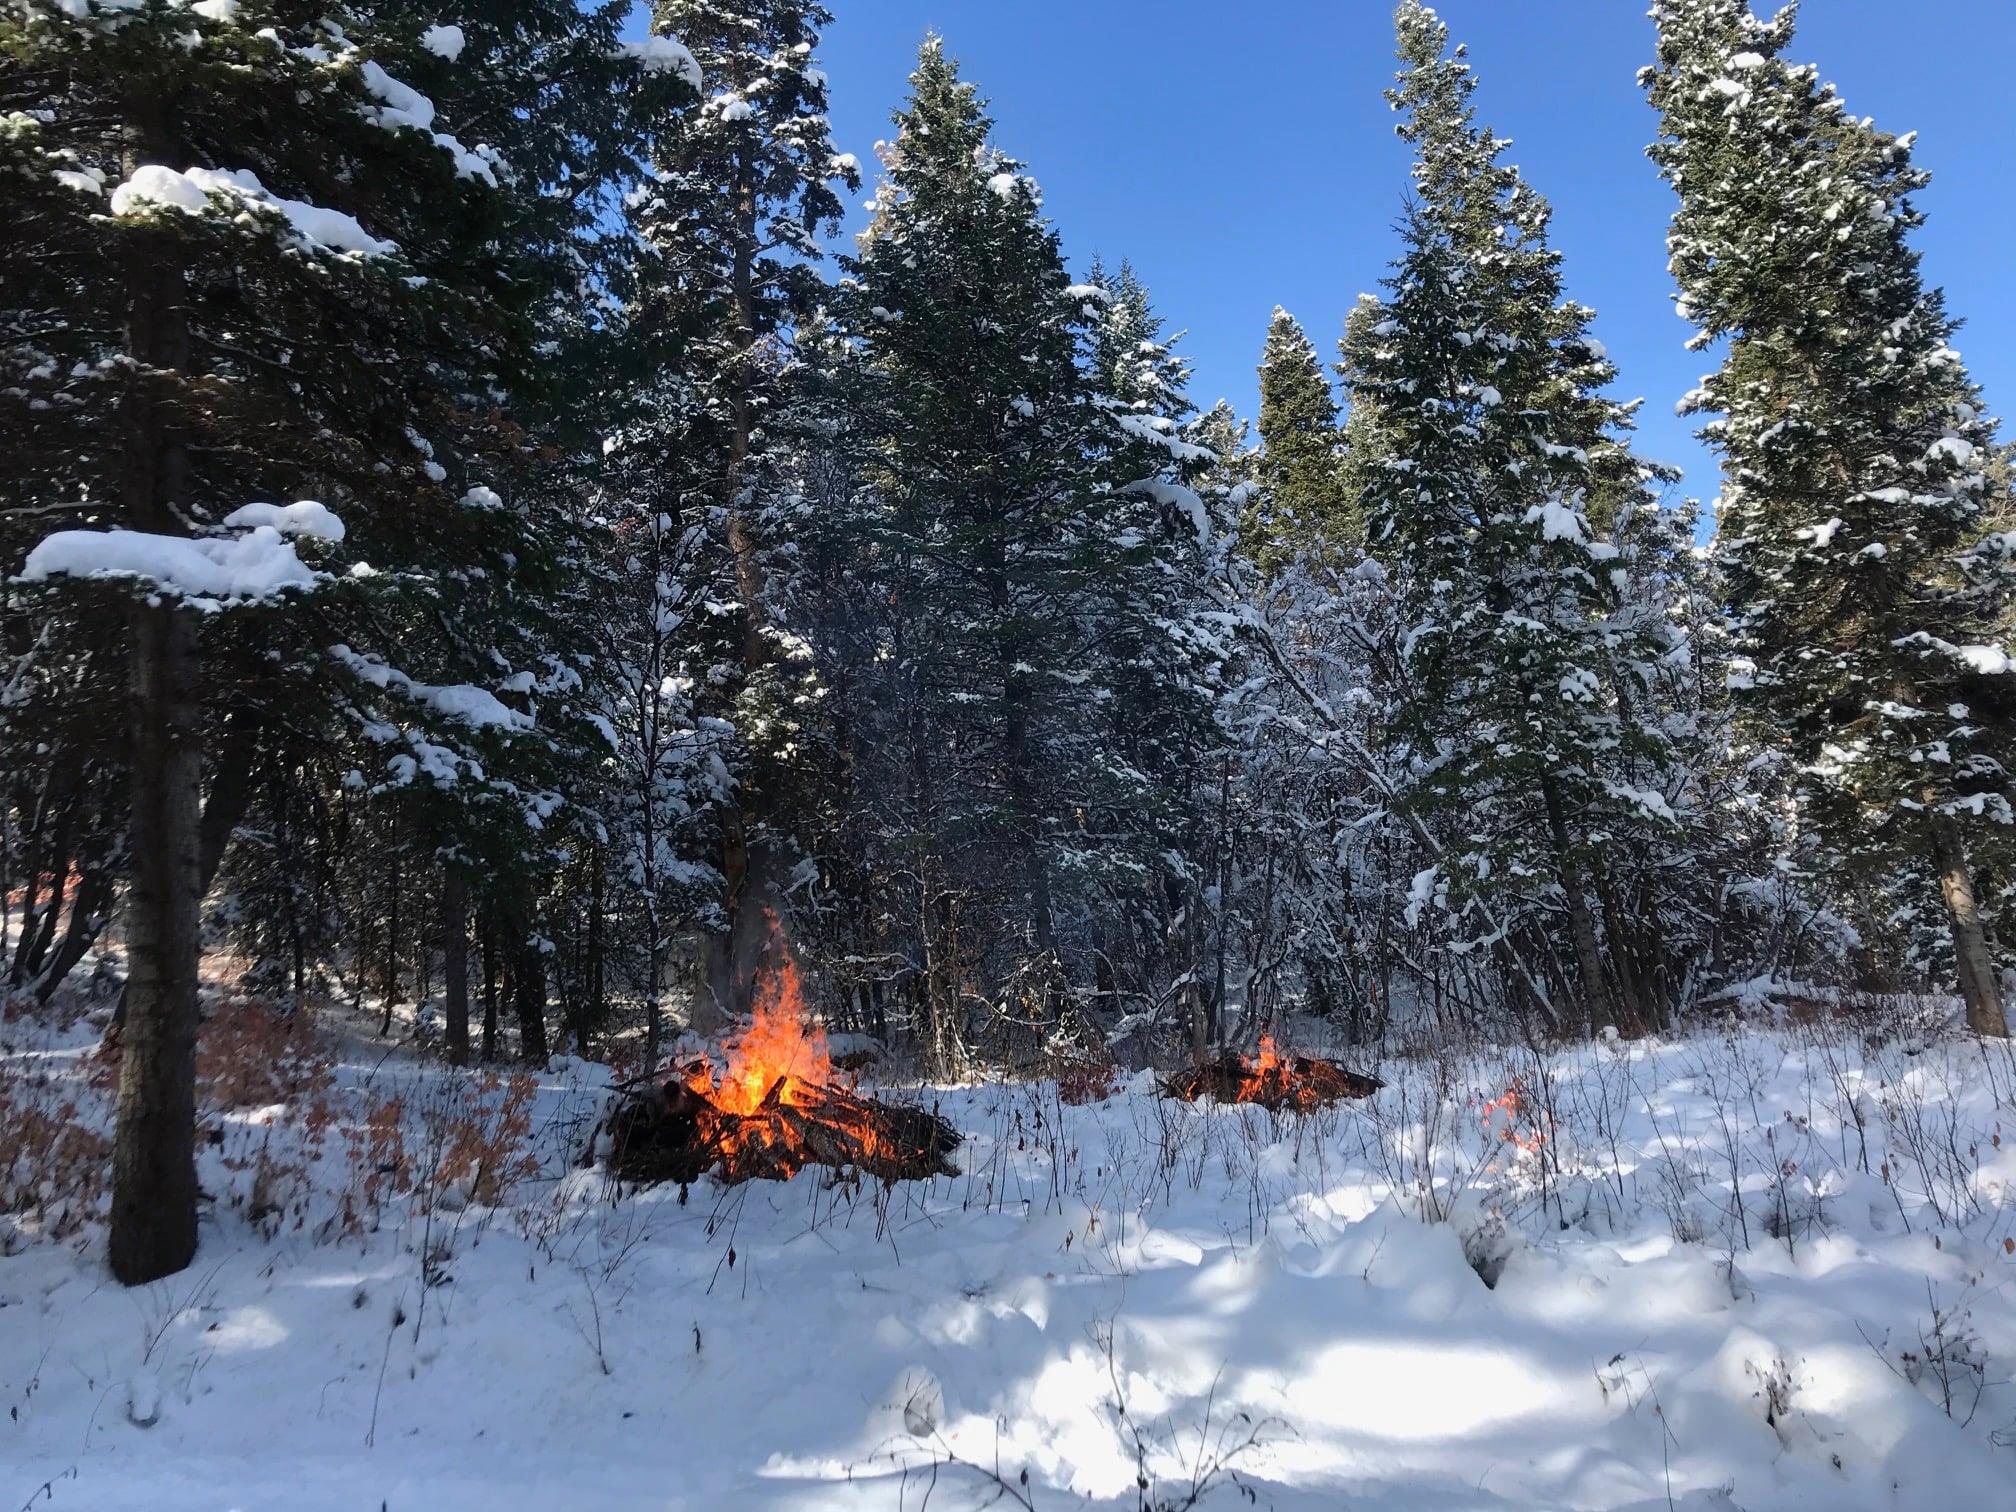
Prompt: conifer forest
<box><xmin>4</xmin><ymin>4</ymin><xmax>2016</xmax><ymax>1508</ymax></box>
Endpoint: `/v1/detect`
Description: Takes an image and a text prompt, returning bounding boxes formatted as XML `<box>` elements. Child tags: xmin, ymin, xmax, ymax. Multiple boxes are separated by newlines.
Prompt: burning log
<box><xmin>602</xmin><ymin>1065</ymin><xmax>961</xmax><ymax>1186</ymax></box>
<box><xmin>1164</xmin><ymin>1037</ymin><xmax>1382</xmax><ymax>1112</ymax></box>
<box><xmin>598</xmin><ymin>927</ymin><xmax>959</xmax><ymax>1186</ymax></box>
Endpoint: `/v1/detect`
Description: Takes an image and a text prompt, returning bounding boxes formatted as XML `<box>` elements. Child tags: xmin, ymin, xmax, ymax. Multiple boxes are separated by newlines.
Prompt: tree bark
<box><xmin>1929</xmin><ymin>811</ymin><xmax>2007</xmax><ymax>1037</ymax></box>
<box><xmin>110</xmin><ymin>604</ymin><xmax>204</xmax><ymax>1286</ymax></box>
<box><xmin>1541</xmin><ymin>774</ymin><xmax>1615</xmax><ymax>1038</ymax></box>
<box><xmin>441</xmin><ymin>870</ymin><xmax>469</xmax><ymax>1066</ymax></box>
<box><xmin>30</xmin><ymin>863</ymin><xmax>115</xmax><ymax>1007</ymax></box>
<box><xmin>586</xmin><ymin>847</ymin><xmax>606</xmax><ymax>1038</ymax></box>
<box><xmin>479</xmin><ymin>904</ymin><xmax>499</xmax><ymax>1063</ymax></box>
<box><xmin>379</xmin><ymin>853</ymin><xmax>400</xmax><ymax>1036</ymax></box>
<box><xmin>107</xmin><ymin>90</ymin><xmax>205</xmax><ymax>1286</ymax></box>
<box><xmin>512</xmin><ymin>929</ymin><xmax>550</xmax><ymax>1065</ymax></box>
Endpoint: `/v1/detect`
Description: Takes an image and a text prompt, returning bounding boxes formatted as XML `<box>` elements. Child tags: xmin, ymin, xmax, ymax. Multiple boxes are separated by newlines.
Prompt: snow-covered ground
<box><xmin>5</xmin><ymin>1009</ymin><xmax>2016</xmax><ymax>1510</ymax></box>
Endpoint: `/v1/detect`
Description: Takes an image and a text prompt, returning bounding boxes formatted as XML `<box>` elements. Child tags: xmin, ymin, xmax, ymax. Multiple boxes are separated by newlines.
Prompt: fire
<box><xmin>1164</xmin><ymin>1035</ymin><xmax>1384</xmax><ymax>1112</ymax></box>
<box><xmin>1480</xmin><ymin>1077</ymin><xmax>1549</xmax><ymax>1152</ymax></box>
<box><xmin>605</xmin><ymin>916</ymin><xmax>962</xmax><ymax>1186</ymax></box>
<box><xmin>698</xmin><ymin>940</ymin><xmax>832</xmax><ymax>1115</ymax></box>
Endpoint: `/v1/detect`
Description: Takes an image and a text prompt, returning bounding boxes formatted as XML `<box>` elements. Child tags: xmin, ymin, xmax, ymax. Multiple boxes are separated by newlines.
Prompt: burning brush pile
<box><xmin>1164</xmin><ymin>1037</ymin><xmax>1383</xmax><ymax>1112</ymax></box>
<box><xmin>601</xmin><ymin>952</ymin><xmax>959</xmax><ymax>1187</ymax></box>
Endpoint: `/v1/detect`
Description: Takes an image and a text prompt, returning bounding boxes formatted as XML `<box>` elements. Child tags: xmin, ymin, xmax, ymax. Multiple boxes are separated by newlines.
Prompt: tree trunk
<box><xmin>1595</xmin><ymin>871</ymin><xmax>1654</xmax><ymax>1038</ymax></box>
<box><xmin>111</xmin><ymin>603</ymin><xmax>204</xmax><ymax>1286</ymax></box>
<box><xmin>380</xmin><ymin>854</ymin><xmax>400</xmax><ymax>1036</ymax></box>
<box><xmin>1541</xmin><ymin>774</ymin><xmax>1614</xmax><ymax>1037</ymax></box>
<box><xmin>107</xmin><ymin>90</ymin><xmax>205</xmax><ymax>1286</ymax></box>
<box><xmin>513</xmin><ymin>930</ymin><xmax>550</xmax><ymax>1065</ymax></box>
<box><xmin>480</xmin><ymin>905</ymin><xmax>499</xmax><ymax>1063</ymax></box>
<box><xmin>586</xmin><ymin>847</ymin><xmax>606</xmax><ymax>1036</ymax></box>
<box><xmin>1929</xmin><ymin>811</ymin><xmax>2007</xmax><ymax>1037</ymax></box>
<box><xmin>441</xmin><ymin>870</ymin><xmax>469</xmax><ymax>1066</ymax></box>
<box><xmin>30</xmin><ymin>863</ymin><xmax>115</xmax><ymax>1007</ymax></box>
<box><xmin>196</xmin><ymin>706</ymin><xmax>261</xmax><ymax>890</ymax></box>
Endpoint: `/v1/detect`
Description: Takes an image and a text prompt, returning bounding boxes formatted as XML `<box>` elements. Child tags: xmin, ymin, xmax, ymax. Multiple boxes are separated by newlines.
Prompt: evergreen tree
<box><xmin>1345</xmin><ymin>1</ymin><xmax>1681</xmax><ymax>1034</ymax></box>
<box><xmin>0</xmin><ymin>0</ymin><xmax>688</xmax><ymax>1278</ymax></box>
<box><xmin>629</xmin><ymin>0</ymin><xmax>858</xmax><ymax>1027</ymax></box>
<box><xmin>819</xmin><ymin>40</ymin><xmax>1229</xmax><ymax>1066</ymax></box>
<box><xmin>1253</xmin><ymin>307</ymin><xmax>1350</xmax><ymax>568</ymax></box>
<box><xmin>1646</xmin><ymin>0</ymin><xmax>2015</xmax><ymax>1034</ymax></box>
<box><xmin>1084</xmin><ymin>261</ymin><xmax>1244</xmax><ymax>1051</ymax></box>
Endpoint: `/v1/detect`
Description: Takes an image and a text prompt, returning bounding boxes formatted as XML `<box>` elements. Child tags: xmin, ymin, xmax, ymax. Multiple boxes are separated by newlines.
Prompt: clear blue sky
<box><xmin>620</xmin><ymin>1</ymin><xmax>2007</xmax><ymax>510</ymax></box>
<box><xmin>677</xmin><ymin>2</ymin><xmax>2016</xmax><ymax>505</ymax></box>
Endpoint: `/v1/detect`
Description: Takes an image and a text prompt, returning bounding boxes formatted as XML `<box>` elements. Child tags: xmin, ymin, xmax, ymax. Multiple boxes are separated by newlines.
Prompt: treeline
<box><xmin>2</xmin><ymin>0</ymin><xmax>2012</xmax><ymax>1282</ymax></box>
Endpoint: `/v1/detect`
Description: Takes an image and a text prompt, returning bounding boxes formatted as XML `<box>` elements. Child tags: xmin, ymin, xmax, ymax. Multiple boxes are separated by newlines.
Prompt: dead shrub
<box><xmin>0</xmin><ymin>1052</ymin><xmax>112</xmax><ymax>1244</ymax></box>
<box><xmin>197</xmin><ymin>996</ymin><xmax>337</xmax><ymax>1110</ymax></box>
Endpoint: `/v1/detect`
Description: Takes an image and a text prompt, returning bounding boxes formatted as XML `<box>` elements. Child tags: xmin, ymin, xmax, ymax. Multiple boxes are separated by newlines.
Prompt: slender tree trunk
<box><xmin>479</xmin><ymin>906</ymin><xmax>499</xmax><ymax>1063</ymax></box>
<box><xmin>1929</xmin><ymin>811</ymin><xmax>2007</xmax><ymax>1037</ymax></box>
<box><xmin>1595</xmin><ymin>872</ymin><xmax>1653</xmax><ymax>1037</ymax></box>
<box><xmin>644</xmin><ymin>902</ymin><xmax>664</xmax><ymax>1076</ymax></box>
<box><xmin>586</xmin><ymin>847</ymin><xmax>605</xmax><ymax>1035</ymax></box>
<box><xmin>380</xmin><ymin>854</ymin><xmax>400</xmax><ymax>1036</ymax></box>
<box><xmin>107</xmin><ymin>91</ymin><xmax>205</xmax><ymax>1286</ymax></box>
<box><xmin>441</xmin><ymin>870</ymin><xmax>469</xmax><ymax>1066</ymax></box>
<box><xmin>11</xmin><ymin>794</ymin><xmax>72</xmax><ymax>984</ymax></box>
<box><xmin>512</xmin><ymin>929</ymin><xmax>550</xmax><ymax>1065</ymax></box>
<box><xmin>112</xmin><ymin>604</ymin><xmax>203</xmax><ymax>1286</ymax></box>
<box><xmin>195</xmin><ymin>707</ymin><xmax>261</xmax><ymax>889</ymax></box>
<box><xmin>1541</xmin><ymin>774</ymin><xmax>1614</xmax><ymax>1037</ymax></box>
<box><xmin>31</xmin><ymin>864</ymin><xmax>115</xmax><ymax>1007</ymax></box>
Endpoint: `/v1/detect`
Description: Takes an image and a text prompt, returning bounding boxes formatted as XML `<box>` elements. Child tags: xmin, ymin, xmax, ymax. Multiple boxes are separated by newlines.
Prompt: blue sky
<box><xmin>787</xmin><ymin>1</ymin><xmax>2016</xmax><ymax>506</ymax></box>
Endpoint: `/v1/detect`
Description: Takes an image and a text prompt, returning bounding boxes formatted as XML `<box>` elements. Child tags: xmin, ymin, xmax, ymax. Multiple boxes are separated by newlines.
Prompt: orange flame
<box><xmin>685</xmin><ymin>915</ymin><xmax>832</xmax><ymax>1114</ymax></box>
<box><xmin>1480</xmin><ymin>1077</ymin><xmax>1549</xmax><ymax>1152</ymax></box>
<box><xmin>717</xmin><ymin>955</ymin><xmax>829</xmax><ymax>1111</ymax></box>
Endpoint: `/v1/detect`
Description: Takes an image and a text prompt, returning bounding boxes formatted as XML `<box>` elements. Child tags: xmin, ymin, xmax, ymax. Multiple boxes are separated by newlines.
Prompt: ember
<box><xmin>601</xmin><ymin>936</ymin><xmax>959</xmax><ymax>1185</ymax></box>
<box><xmin>1164</xmin><ymin>1036</ymin><xmax>1383</xmax><ymax>1112</ymax></box>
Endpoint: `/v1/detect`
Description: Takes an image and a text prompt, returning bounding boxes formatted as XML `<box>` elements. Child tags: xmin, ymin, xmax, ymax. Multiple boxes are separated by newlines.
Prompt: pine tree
<box><xmin>818</xmin><ymin>40</ymin><xmax>1228</xmax><ymax>1064</ymax></box>
<box><xmin>630</xmin><ymin>0</ymin><xmax>858</xmax><ymax>1027</ymax></box>
<box><xmin>1345</xmin><ymin>1</ymin><xmax>1681</xmax><ymax>1034</ymax></box>
<box><xmin>1084</xmin><ymin>261</ymin><xmax>1244</xmax><ymax>1050</ymax></box>
<box><xmin>1252</xmin><ymin>308</ymin><xmax>1350</xmax><ymax>569</ymax></box>
<box><xmin>0</xmin><ymin>1</ymin><xmax>688</xmax><ymax>1277</ymax></box>
<box><xmin>1646</xmin><ymin>0</ymin><xmax>2015</xmax><ymax>1034</ymax></box>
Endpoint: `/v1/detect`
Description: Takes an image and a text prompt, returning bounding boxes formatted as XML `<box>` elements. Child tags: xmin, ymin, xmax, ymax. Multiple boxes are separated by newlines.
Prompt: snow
<box><xmin>219</xmin><ymin>500</ymin><xmax>346</xmax><ymax>542</ymax></box>
<box><xmin>50</xmin><ymin>166</ymin><xmax>103</xmax><ymax>195</ymax></box>
<box><xmin>359</xmin><ymin>60</ymin><xmax>436</xmax><ymax>131</ymax></box>
<box><xmin>1894</xmin><ymin>631</ymin><xmax>2016</xmax><ymax>677</ymax></box>
<box><xmin>623</xmin><ymin>35</ymin><xmax>703</xmax><ymax>89</ymax></box>
<box><xmin>358</xmin><ymin>62</ymin><xmax>499</xmax><ymax>184</ymax></box>
<box><xmin>110</xmin><ymin>164</ymin><xmax>395</xmax><ymax>257</ymax></box>
<box><xmin>328</xmin><ymin>644</ymin><xmax>533</xmax><ymax>732</ymax></box>
<box><xmin>1524</xmin><ymin>497</ymin><xmax>1589</xmax><ymax>543</ymax></box>
<box><xmin>1126</xmin><ymin>479</ymin><xmax>1214</xmax><ymax>550</ymax></box>
<box><xmin>19</xmin><ymin>525</ymin><xmax>325</xmax><ymax>605</ymax></box>
<box><xmin>420</xmin><ymin>23</ymin><xmax>465</xmax><ymax>61</ymax></box>
<box><xmin>3</xmin><ymin>1016</ymin><xmax>2016</xmax><ymax>1510</ymax></box>
<box><xmin>1953</xmin><ymin>644</ymin><xmax>2014</xmax><ymax>676</ymax></box>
